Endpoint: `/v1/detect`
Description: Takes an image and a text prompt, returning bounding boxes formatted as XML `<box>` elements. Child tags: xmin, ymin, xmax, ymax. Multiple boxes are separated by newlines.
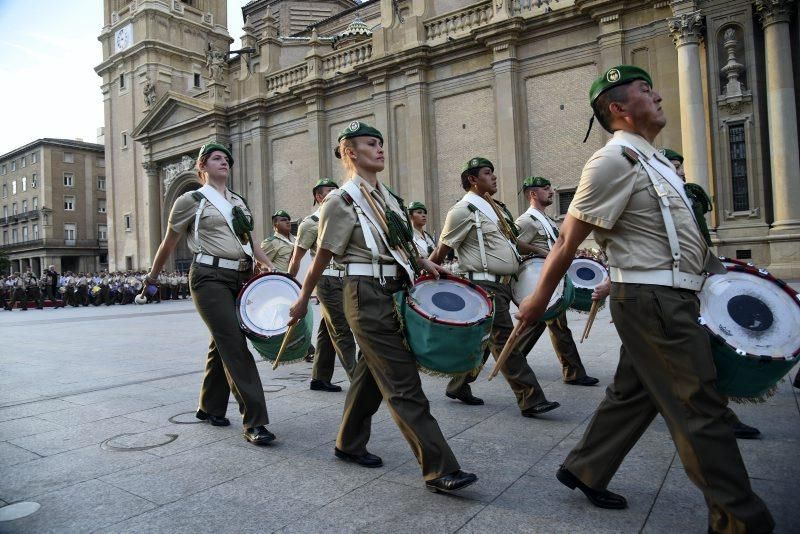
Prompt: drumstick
<box><xmin>482</xmin><ymin>193</ymin><xmax>517</xmax><ymax>242</ymax></box>
<box><xmin>580</xmin><ymin>300</ymin><xmax>601</xmax><ymax>343</ymax></box>
<box><xmin>488</xmin><ymin>320</ymin><xmax>528</xmax><ymax>381</ymax></box>
<box><xmin>358</xmin><ymin>184</ymin><xmax>411</xmax><ymax>264</ymax></box>
<box><xmin>271</xmin><ymin>323</ymin><xmax>298</xmax><ymax>370</ymax></box>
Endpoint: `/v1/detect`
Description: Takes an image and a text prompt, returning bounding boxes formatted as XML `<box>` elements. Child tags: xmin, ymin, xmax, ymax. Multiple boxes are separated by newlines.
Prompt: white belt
<box><xmin>322</xmin><ymin>267</ymin><xmax>345</xmax><ymax>278</ymax></box>
<box><xmin>345</xmin><ymin>263</ymin><xmax>399</xmax><ymax>278</ymax></box>
<box><xmin>466</xmin><ymin>272</ymin><xmax>513</xmax><ymax>284</ymax></box>
<box><xmin>194</xmin><ymin>253</ymin><xmax>252</xmax><ymax>272</ymax></box>
<box><xmin>610</xmin><ymin>267</ymin><xmax>706</xmax><ymax>292</ymax></box>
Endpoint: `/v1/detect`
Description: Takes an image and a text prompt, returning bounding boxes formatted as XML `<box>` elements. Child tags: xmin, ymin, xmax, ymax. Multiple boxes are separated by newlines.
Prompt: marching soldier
<box><xmin>288</xmin><ymin>178</ymin><xmax>357</xmax><ymax>392</ymax></box>
<box><xmin>408</xmin><ymin>202</ymin><xmax>436</xmax><ymax>256</ymax></box>
<box><xmin>515</xmin><ymin>176</ymin><xmax>598</xmax><ymax>386</ymax></box>
<box><xmin>261</xmin><ymin>210</ymin><xmax>295</xmax><ymax>273</ymax></box>
<box><xmin>428</xmin><ymin>157</ymin><xmax>560</xmax><ymax>416</ymax></box>
<box><xmin>516</xmin><ymin>65</ymin><xmax>773</xmax><ymax>532</ymax></box>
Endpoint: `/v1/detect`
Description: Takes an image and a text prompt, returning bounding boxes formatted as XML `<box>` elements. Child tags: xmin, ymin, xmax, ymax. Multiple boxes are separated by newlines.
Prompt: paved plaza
<box><xmin>0</xmin><ymin>298</ymin><xmax>797</xmax><ymax>533</ymax></box>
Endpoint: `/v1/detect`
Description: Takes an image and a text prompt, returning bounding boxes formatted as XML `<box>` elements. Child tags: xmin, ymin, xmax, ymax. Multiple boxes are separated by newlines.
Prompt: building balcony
<box><xmin>0</xmin><ymin>238</ymin><xmax>44</xmax><ymax>252</ymax></box>
<box><xmin>0</xmin><ymin>210</ymin><xmax>43</xmax><ymax>225</ymax></box>
<box><xmin>0</xmin><ymin>237</ymin><xmax>107</xmax><ymax>252</ymax></box>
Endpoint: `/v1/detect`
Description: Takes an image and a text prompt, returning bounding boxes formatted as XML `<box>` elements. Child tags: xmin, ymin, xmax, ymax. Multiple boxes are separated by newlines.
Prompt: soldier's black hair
<box><xmin>593</xmin><ymin>84</ymin><xmax>632</xmax><ymax>133</ymax></box>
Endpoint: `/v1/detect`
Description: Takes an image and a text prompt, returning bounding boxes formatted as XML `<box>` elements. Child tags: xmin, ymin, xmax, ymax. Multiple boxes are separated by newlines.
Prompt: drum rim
<box><xmin>405</xmin><ymin>273</ymin><xmax>494</xmax><ymax>326</ymax></box>
<box><xmin>236</xmin><ymin>271</ymin><xmax>302</xmax><ymax>340</ymax></box>
<box><xmin>700</xmin><ymin>263</ymin><xmax>800</xmax><ymax>360</ymax></box>
<box><xmin>511</xmin><ymin>255</ymin><xmax>566</xmax><ymax>307</ymax></box>
<box><xmin>568</xmin><ymin>256</ymin><xmax>609</xmax><ymax>289</ymax></box>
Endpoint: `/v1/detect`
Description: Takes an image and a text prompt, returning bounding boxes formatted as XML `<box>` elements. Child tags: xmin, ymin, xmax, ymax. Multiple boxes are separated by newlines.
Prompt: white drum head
<box><xmin>567</xmin><ymin>257</ymin><xmax>608</xmax><ymax>289</ymax></box>
<box><xmin>239</xmin><ymin>275</ymin><xmax>300</xmax><ymax>337</ymax></box>
<box><xmin>699</xmin><ymin>271</ymin><xmax>800</xmax><ymax>357</ymax></box>
<box><xmin>512</xmin><ymin>257</ymin><xmax>564</xmax><ymax>307</ymax></box>
<box><xmin>409</xmin><ymin>279</ymin><xmax>490</xmax><ymax>324</ymax></box>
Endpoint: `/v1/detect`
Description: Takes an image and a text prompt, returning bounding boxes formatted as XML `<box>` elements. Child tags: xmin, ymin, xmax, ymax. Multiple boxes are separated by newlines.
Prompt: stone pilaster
<box><xmin>667</xmin><ymin>10</ymin><xmax>711</xmax><ymax>196</ymax></box>
<box><xmin>754</xmin><ymin>0</ymin><xmax>800</xmax><ymax>234</ymax></box>
<box><xmin>404</xmin><ymin>66</ymin><xmax>431</xmax><ymax>206</ymax></box>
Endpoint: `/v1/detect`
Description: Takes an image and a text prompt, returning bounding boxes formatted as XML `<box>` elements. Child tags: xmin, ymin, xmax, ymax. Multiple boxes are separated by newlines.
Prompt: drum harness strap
<box><xmin>608</xmin><ymin>140</ymin><xmax>706</xmax><ymax>291</ymax></box>
<box><xmin>191</xmin><ymin>187</ymin><xmax>254</xmax><ymax>269</ymax></box>
<box><xmin>465</xmin><ymin>204</ymin><xmax>513</xmax><ymax>284</ymax></box>
<box><xmin>352</xmin><ymin>202</ymin><xmax>384</xmax><ymax>283</ymax></box>
<box><xmin>525</xmin><ymin>207</ymin><xmax>558</xmax><ymax>249</ymax></box>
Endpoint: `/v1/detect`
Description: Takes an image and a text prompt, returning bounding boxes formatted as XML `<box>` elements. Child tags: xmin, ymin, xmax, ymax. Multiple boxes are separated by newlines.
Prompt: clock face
<box><xmin>115</xmin><ymin>24</ymin><xmax>132</xmax><ymax>53</ymax></box>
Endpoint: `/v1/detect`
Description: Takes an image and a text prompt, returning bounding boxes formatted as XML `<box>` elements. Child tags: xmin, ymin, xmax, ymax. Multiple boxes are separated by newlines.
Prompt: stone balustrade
<box><xmin>424</xmin><ymin>1</ymin><xmax>494</xmax><ymax>42</ymax></box>
<box><xmin>266</xmin><ymin>64</ymin><xmax>309</xmax><ymax>93</ymax></box>
<box><xmin>321</xmin><ymin>42</ymin><xmax>373</xmax><ymax>77</ymax></box>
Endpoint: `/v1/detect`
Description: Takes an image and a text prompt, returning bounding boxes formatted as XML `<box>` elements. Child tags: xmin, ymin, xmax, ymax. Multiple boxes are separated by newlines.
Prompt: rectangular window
<box><xmin>729</xmin><ymin>124</ymin><xmax>749</xmax><ymax>212</ymax></box>
<box><xmin>64</xmin><ymin>196</ymin><xmax>75</xmax><ymax>211</ymax></box>
<box><xmin>21</xmin><ymin>156</ymin><xmax>26</xmax><ymax>168</ymax></box>
<box><xmin>22</xmin><ymin>199</ymin><xmax>27</xmax><ymax>212</ymax></box>
<box><xmin>119</xmin><ymin>73</ymin><xmax>125</xmax><ymax>89</ymax></box>
<box><xmin>22</xmin><ymin>177</ymin><xmax>27</xmax><ymax>192</ymax></box>
<box><xmin>2</xmin><ymin>183</ymin><xmax>6</xmax><ymax>197</ymax></box>
<box><xmin>98</xmin><ymin>224</ymin><xmax>108</xmax><ymax>240</ymax></box>
<box><xmin>31</xmin><ymin>173</ymin><xmax>37</xmax><ymax>188</ymax></box>
<box><xmin>2</xmin><ymin>230</ymin><xmax>6</xmax><ymax>244</ymax></box>
<box><xmin>97</xmin><ymin>158</ymin><xmax>105</xmax><ymax>167</ymax></box>
<box><xmin>11</xmin><ymin>161</ymin><xmax>16</xmax><ymax>171</ymax></box>
<box><xmin>32</xmin><ymin>197</ymin><xmax>38</xmax><ymax>210</ymax></box>
<box><xmin>98</xmin><ymin>199</ymin><xmax>107</xmax><ymax>213</ymax></box>
<box><xmin>22</xmin><ymin>226</ymin><xmax>28</xmax><ymax>241</ymax></box>
<box><xmin>194</xmin><ymin>73</ymin><xmax>201</xmax><ymax>88</ymax></box>
<box><xmin>122</xmin><ymin>132</ymin><xmax>128</xmax><ymax>148</ymax></box>
<box><xmin>33</xmin><ymin>224</ymin><xmax>39</xmax><ymax>239</ymax></box>
<box><xmin>64</xmin><ymin>223</ymin><xmax>76</xmax><ymax>242</ymax></box>
<box><xmin>124</xmin><ymin>213</ymin><xmax>131</xmax><ymax>231</ymax></box>
<box><xmin>1</xmin><ymin>164</ymin><xmax>5</xmax><ymax>174</ymax></box>
<box><xmin>12</xmin><ymin>180</ymin><xmax>17</xmax><ymax>195</ymax></box>
<box><xmin>12</xmin><ymin>228</ymin><xmax>18</xmax><ymax>243</ymax></box>
<box><xmin>558</xmin><ymin>189</ymin><xmax>576</xmax><ymax>217</ymax></box>
<box><xmin>97</xmin><ymin>176</ymin><xmax>106</xmax><ymax>190</ymax></box>
<box><xmin>63</xmin><ymin>173</ymin><xmax>74</xmax><ymax>187</ymax></box>
<box><xmin>2</xmin><ymin>205</ymin><xmax>7</xmax><ymax>217</ymax></box>
<box><xmin>63</xmin><ymin>152</ymin><xmax>74</xmax><ymax>163</ymax></box>
<box><xmin>12</xmin><ymin>202</ymin><xmax>17</xmax><ymax>215</ymax></box>
<box><xmin>31</xmin><ymin>152</ymin><xmax>37</xmax><ymax>164</ymax></box>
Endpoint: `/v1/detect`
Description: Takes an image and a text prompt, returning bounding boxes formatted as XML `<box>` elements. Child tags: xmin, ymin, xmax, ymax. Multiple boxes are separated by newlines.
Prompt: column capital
<box><xmin>667</xmin><ymin>10</ymin><xmax>705</xmax><ymax>47</ymax></box>
<box><xmin>753</xmin><ymin>0</ymin><xmax>794</xmax><ymax>28</ymax></box>
<box><xmin>141</xmin><ymin>160</ymin><xmax>158</xmax><ymax>177</ymax></box>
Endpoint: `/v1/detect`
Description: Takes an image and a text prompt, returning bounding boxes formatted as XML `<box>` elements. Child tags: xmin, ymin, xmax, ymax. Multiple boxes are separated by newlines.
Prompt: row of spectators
<box><xmin>1</xmin><ymin>267</ymin><xmax>190</xmax><ymax>310</ymax></box>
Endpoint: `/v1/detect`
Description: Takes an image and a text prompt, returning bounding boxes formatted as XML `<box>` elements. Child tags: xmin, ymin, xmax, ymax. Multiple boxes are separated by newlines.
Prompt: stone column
<box><xmin>141</xmin><ymin>161</ymin><xmax>161</xmax><ymax>266</ymax></box>
<box><xmin>667</xmin><ymin>10</ymin><xmax>711</xmax><ymax>194</ymax></box>
<box><xmin>754</xmin><ymin>0</ymin><xmax>800</xmax><ymax>233</ymax></box>
<box><xmin>404</xmin><ymin>66</ymin><xmax>432</xmax><ymax>209</ymax></box>
<box><xmin>306</xmin><ymin>98</ymin><xmax>328</xmax><ymax>182</ymax></box>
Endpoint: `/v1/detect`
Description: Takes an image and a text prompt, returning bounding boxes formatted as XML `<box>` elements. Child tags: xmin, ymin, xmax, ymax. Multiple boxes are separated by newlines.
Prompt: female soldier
<box><xmin>145</xmin><ymin>142</ymin><xmax>276</xmax><ymax>445</ymax></box>
<box><xmin>288</xmin><ymin>122</ymin><xmax>477</xmax><ymax>493</ymax></box>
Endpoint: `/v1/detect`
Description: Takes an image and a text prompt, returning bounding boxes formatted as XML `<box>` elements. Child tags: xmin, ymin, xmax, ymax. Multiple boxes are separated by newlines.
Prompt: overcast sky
<box><xmin>0</xmin><ymin>0</ymin><xmax>249</xmax><ymax>155</ymax></box>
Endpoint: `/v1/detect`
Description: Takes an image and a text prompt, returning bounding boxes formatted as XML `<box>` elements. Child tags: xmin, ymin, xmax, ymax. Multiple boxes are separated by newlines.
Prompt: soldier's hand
<box><xmin>592</xmin><ymin>278</ymin><xmax>611</xmax><ymax>301</ymax></box>
<box><xmin>418</xmin><ymin>258</ymin><xmax>449</xmax><ymax>279</ymax></box>
<box><xmin>287</xmin><ymin>298</ymin><xmax>307</xmax><ymax>327</ymax></box>
<box><xmin>515</xmin><ymin>293</ymin><xmax>546</xmax><ymax>325</ymax></box>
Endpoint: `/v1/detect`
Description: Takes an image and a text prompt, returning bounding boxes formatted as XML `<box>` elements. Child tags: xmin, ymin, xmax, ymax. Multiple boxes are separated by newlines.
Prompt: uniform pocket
<box><xmin>189</xmin><ymin>265</ymin><xmax>218</xmax><ymax>290</ymax></box>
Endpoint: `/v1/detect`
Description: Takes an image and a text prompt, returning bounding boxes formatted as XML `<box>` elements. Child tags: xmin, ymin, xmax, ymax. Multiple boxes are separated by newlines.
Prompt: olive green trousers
<box><xmin>564</xmin><ymin>283</ymin><xmax>773</xmax><ymax>534</ymax></box>
<box><xmin>312</xmin><ymin>275</ymin><xmax>357</xmax><ymax>382</ymax></box>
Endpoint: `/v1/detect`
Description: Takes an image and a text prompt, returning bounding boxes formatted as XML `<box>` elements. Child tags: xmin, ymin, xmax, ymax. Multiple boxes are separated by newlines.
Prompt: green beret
<box><xmin>461</xmin><ymin>157</ymin><xmax>494</xmax><ymax>179</ymax></box>
<box><xmin>407</xmin><ymin>201</ymin><xmax>427</xmax><ymax>213</ymax></box>
<box><xmin>197</xmin><ymin>142</ymin><xmax>233</xmax><ymax>166</ymax></box>
<box><xmin>334</xmin><ymin>121</ymin><xmax>383</xmax><ymax>158</ymax></box>
<box><xmin>313</xmin><ymin>178</ymin><xmax>339</xmax><ymax>191</ymax></box>
<box><xmin>272</xmin><ymin>210</ymin><xmax>291</xmax><ymax>220</ymax></box>
<box><xmin>522</xmin><ymin>176</ymin><xmax>551</xmax><ymax>189</ymax></box>
<box><xmin>589</xmin><ymin>65</ymin><xmax>653</xmax><ymax>107</ymax></box>
<box><xmin>660</xmin><ymin>148</ymin><xmax>684</xmax><ymax>163</ymax></box>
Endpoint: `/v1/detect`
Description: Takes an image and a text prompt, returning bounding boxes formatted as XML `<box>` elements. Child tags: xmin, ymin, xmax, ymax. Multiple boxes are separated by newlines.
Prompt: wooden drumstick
<box><xmin>580</xmin><ymin>300</ymin><xmax>601</xmax><ymax>343</ymax></box>
<box><xmin>488</xmin><ymin>320</ymin><xmax>528</xmax><ymax>381</ymax></box>
<box><xmin>358</xmin><ymin>184</ymin><xmax>411</xmax><ymax>264</ymax></box>
<box><xmin>271</xmin><ymin>323</ymin><xmax>298</xmax><ymax>370</ymax></box>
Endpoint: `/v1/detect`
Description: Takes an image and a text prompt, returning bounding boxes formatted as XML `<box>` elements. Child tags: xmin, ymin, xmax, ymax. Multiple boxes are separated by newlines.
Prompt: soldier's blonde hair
<box><xmin>338</xmin><ymin>138</ymin><xmax>358</xmax><ymax>177</ymax></box>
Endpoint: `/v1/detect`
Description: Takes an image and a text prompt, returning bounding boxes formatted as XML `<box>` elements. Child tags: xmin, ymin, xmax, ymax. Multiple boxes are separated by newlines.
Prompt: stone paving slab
<box><xmin>1</xmin><ymin>299</ymin><xmax>797</xmax><ymax>533</ymax></box>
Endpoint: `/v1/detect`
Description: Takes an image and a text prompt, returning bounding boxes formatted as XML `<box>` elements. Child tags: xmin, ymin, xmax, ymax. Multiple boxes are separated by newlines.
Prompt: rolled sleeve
<box><xmin>167</xmin><ymin>193</ymin><xmax>198</xmax><ymax>234</ymax></box>
<box><xmin>318</xmin><ymin>194</ymin><xmax>355</xmax><ymax>256</ymax></box>
<box><xmin>295</xmin><ymin>218</ymin><xmax>318</xmax><ymax>251</ymax></box>
<box><xmin>439</xmin><ymin>204</ymin><xmax>472</xmax><ymax>250</ymax></box>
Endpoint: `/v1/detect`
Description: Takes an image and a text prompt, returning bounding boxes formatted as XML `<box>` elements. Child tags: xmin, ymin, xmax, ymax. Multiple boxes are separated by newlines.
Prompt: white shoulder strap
<box><xmin>352</xmin><ymin>203</ymin><xmax>382</xmax><ymax>279</ymax></box>
<box><xmin>474</xmin><ymin>210</ymin><xmax>489</xmax><ymax>273</ymax></box>
<box><xmin>527</xmin><ymin>208</ymin><xmax>557</xmax><ymax>247</ymax></box>
<box><xmin>193</xmin><ymin>198</ymin><xmax>207</xmax><ymax>255</ymax></box>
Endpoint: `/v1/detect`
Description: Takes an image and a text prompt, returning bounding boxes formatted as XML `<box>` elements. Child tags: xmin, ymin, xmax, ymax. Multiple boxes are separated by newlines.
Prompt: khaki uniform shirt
<box><xmin>440</xmin><ymin>200</ymin><xmax>519</xmax><ymax>276</ymax></box>
<box><xmin>260</xmin><ymin>232</ymin><xmax>295</xmax><ymax>273</ymax></box>
<box><xmin>568</xmin><ymin>130</ymin><xmax>707</xmax><ymax>274</ymax></box>
<box><xmin>516</xmin><ymin>210</ymin><xmax>556</xmax><ymax>252</ymax></box>
<box><xmin>317</xmin><ymin>176</ymin><xmax>399</xmax><ymax>266</ymax></box>
<box><xmin>168</xmin><ymin>190</ymin><xmax>250</xmax><ymax>261</ymax></box>
<box><xmin>296</xmin><ymin>214</ymin><xmax>345</xmax><ymax>270</ymax></box>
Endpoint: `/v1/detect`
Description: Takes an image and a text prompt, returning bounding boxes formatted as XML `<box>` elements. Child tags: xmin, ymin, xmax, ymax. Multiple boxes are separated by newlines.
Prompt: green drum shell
<box><xmin>570</xmin><ymin>287</ymin><xmax>594</xmax><ymax>313</ymax></box>
<box><xmin>245</xmin><ymin>308</ymin><xmax>314</xmax><ymax>364</ymax></box>
<box><xmin>540</xmin><ymin>276</ymin><xmax>575</xmax><ymax>322</ymax></box>
<box><xmin>710</xmin><ymin>336</ymin><xmax>799</xmax><ymax>399</ymax></box>
<box><xmin>393</xmin><ymin>291</ymin><xmax>493</xmax><ymax>376</ymax></box>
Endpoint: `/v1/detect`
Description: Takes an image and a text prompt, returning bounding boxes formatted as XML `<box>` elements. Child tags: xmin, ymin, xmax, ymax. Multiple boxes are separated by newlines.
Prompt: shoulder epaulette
<box><xmin>265</xmin><ymin>235</ymin><xmax>276</xmax><ymax>242</ymax></box>
<box><xmin>466</xmin><ymin>203</ymin><xmax>477</xmax><ymax>212</ymax></box>
<box><xmin>191</xmin><ymin>191</ymin><xmax>205</xmax><ymax>202</ymax></box>
<box><xmin>621</xmin><ymin>146</ymin><xmax>640</xmax><ymax>165</ymax></box>
<box><xmin>229</xmin><ymin>191</ymin><xmax>250</xmax><ymax>208</ymax></box>
<box><xmin>341</xmin><ymin>191</ymin><xmax>354</xmax><ymax>205</ymax></box>
<box><xmin>310</xmin><ymin>215</ymin><xmax>319</xmax><ymax>223</ymax></box>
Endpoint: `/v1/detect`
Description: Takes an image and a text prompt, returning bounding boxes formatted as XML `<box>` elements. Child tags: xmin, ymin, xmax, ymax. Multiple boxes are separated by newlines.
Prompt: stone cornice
<box><xmin>667</xmin><ymin>10</ymin><xmax>705</xmax><ymax>47</ymax></box>
<box><xmin>753</xmin><ymin>0</ymin><xmax>795</xmax><ymax>27</ymax></box>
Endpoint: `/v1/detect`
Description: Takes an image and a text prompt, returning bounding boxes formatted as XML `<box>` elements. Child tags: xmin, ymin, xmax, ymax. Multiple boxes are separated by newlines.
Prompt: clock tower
<box><xmin>96</xmin><ymin>0</ymin><xmax>231</xmax><ymax>271</ymax></box>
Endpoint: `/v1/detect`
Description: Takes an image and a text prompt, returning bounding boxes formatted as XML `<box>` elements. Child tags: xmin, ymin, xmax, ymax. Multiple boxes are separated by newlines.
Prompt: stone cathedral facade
<box><xmin>96</xmin><ymin>0</ymin><xmax>799</xmax><ymax>276</ymax></box>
